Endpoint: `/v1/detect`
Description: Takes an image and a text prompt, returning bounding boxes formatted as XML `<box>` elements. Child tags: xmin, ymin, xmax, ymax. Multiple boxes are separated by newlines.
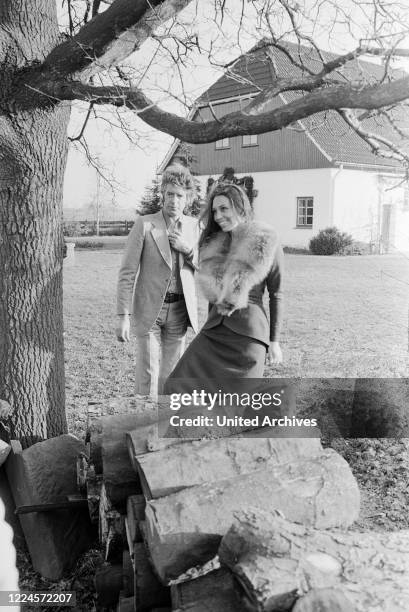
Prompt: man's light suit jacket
<box><xmin>117</xmin><ymin>211</ymin><xmax>199</xmax><ymax>334</ymax></box>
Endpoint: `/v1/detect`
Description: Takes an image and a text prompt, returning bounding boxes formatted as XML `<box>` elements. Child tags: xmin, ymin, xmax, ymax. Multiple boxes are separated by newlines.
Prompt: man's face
<box><xmin>162</xmin><ymin>184</ymin><xmax>187</xmax><ymax>219</ymax></box>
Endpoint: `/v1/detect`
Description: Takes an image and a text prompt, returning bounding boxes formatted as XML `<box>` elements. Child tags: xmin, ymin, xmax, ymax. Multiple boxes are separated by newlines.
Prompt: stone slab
<box><xmin>0</xmin><ymin>440</ymin><xmax>11</xmax><ymax>467</ymax></box>
<box><xmin>5</xmin><ymin>434</ymin><xmax>93</xmax><ymax>579</ymax></box>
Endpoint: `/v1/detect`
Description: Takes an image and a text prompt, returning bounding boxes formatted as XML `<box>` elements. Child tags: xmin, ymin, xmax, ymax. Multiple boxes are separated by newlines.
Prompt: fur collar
<box><xmin>198</xmin><ymin>221</ymin><xmax>279</xmax><ymax>315</ymax></box>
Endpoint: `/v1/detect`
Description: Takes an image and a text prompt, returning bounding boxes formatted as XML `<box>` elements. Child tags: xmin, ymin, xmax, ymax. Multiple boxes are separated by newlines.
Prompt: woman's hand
<box><xmin>116</xmin><ymin>315</ymin><xmax>130</xmax><ymax>342</ymax></box>
<box><xmin>266</xmin><ymin>341</ymin><xmax>282</xmax><ymax>365</ymax></box>
<box><xmin>216</xmin><ymin>300</ymin><xmax>235</xmax><ymax>316</ymax></box>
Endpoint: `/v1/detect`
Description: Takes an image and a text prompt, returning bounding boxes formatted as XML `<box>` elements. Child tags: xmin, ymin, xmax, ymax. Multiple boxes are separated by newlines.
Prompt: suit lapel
<box><xmin>151</xmin><ymin>212</ymin><xmax>172</xmax><ymax>268</ymax></box>
<box><xmin>178</xmin><ymin>215</ymin><xmax>187</xmax><ymax>269</ymax></box>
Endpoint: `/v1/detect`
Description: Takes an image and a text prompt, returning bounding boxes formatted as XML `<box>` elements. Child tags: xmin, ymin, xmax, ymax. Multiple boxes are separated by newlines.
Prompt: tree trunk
<box><xmin>144</xmin><ymin>449</ymin><xmax>359</xmax><ymax>583</ymax></box>
<box><xmin>0</xmin><ymin>0</ymin><xmax>71</xmax><ymax>445</ymax></box>
<box><xmin>219</xmin><ymin>509</ymin><xmax>409</xmax><ymax>612</ymax></box>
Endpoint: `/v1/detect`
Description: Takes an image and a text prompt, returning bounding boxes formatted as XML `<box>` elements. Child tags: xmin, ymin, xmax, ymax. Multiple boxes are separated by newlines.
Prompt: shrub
<box><xmin>63</xmin><ymin>222</ymin><xmax>82</xmax><ymax>237</ymax></box>
<box><xmin>99</xmin><ymin>227</ymin><xmax>130</xmax><ymax>236</ymax></box>
<box><xmin>309</xmin><ymin>227</ymin><xmax>353</xmax><ymax>255</ymax></box>
<box><xmin>283</xmin><ymin>246</ymin><xmax>311</xmax><ymax>255</ymax></box>
<box><xmin>75</xmin><ymin>241</ymin><xmax>104</xmax><ymax>249</ymax></box>
<box><xmin>63</xmin><ymin>222</ymin><xmax>94</xmax><ymax>236</ymax></box>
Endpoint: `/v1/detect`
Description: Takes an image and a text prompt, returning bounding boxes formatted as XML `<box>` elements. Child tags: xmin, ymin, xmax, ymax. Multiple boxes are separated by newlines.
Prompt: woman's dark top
<box><xmin>202</xmin><ymin>245</ymin><xmax>284</xmax><ymax>347</ymax></box>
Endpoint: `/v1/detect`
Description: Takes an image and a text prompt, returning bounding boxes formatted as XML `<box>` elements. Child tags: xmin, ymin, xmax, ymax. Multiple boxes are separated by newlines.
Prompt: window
<box><xmin>297</xmin><ymin>197</ymin><xmax>314</xmax><ymax>227</ymax></box>
<box><xmin>242</xmin><ymin>134</ymin><xmax>258</xmax><ymax>147</ymax></box>
<box><xmin>215</xmin><ymin>138</ymin><xmax>230</xmax><ymax>149</ymax></box>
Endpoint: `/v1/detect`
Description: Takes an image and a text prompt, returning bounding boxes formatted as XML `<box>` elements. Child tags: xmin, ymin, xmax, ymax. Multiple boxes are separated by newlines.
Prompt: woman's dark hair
<box><xmin>199</xmin><ymin>182</ymin><xmax>253</xmax><ymax>246</ymax></box>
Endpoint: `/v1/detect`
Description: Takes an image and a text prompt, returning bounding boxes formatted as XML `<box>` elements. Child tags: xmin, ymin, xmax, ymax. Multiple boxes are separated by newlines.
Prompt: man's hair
<box><xmin>161</xmin><ymin>164</ymin><xmax>195</xmax><ymax>195</ymax></box>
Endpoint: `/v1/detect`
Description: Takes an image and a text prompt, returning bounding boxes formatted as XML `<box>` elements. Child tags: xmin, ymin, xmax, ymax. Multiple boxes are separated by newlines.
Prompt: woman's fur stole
<box><xmin>198</xmin><ymin>221</ymin><xmax>279</xmax><ymax>315</ymax></box>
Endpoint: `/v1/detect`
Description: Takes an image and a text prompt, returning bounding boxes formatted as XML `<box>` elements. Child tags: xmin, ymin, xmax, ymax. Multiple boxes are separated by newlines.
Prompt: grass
<box><xmin>66</xmin><ymin>236</ymin><xmax>127</xmax><ymax>249</ymax></box>
<box><xmin>63</xmin><ymin>249</ymin><xmax>409</xmax><ymax>434</ymax></box>
<box><xmin>17</xmin><ymin>249</ymin><xmax>409</xmax><ymax>607</ymax></box>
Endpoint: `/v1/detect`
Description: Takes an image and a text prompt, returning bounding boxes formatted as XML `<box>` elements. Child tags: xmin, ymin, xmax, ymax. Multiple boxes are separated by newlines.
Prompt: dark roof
<box><xmin>198</xmin><ymin>40</ymin><xmax>409</xmax><ymax>168</ymax></box>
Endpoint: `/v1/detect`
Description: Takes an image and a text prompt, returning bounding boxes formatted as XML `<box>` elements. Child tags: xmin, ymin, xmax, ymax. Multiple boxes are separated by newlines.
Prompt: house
<box><xmin>160</xmin><ymin>41</ymin><xmax>409</xmax><ymax>252</ymax></box>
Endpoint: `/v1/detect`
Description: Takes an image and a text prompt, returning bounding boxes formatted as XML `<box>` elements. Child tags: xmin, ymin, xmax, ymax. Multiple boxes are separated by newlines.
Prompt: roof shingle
<box><xmin>198</xmin><ymin>40</ymin><xmax>409</xmax><ymax>169</ymax></box>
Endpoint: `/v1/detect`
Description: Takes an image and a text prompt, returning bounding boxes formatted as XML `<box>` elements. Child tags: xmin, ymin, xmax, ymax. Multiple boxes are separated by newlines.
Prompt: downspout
<box><xmin>330</xmin><ymin>164</ymin><xmax>343</xmax><ymax>226</ymax></box>
<box><xmin>377</xmin><ymin>174</ymin><xmax>383</xmax><ymax>254</ymax></box>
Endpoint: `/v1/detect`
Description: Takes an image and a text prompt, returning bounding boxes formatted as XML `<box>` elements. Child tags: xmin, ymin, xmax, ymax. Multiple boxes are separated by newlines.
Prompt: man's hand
<box><xmin>116</xmin><ymin>315</ymin><xmax>130</xmax><ymax>342</ymax></box>
<box><xmin>266</xmin><ymin>341</ymin><xmax>283</xmax><ymax>365</ymax></box>
<box><xmin>168</xmin><ymin>230</ymin><xmax>191</xmax><ymax>255</ymax></box>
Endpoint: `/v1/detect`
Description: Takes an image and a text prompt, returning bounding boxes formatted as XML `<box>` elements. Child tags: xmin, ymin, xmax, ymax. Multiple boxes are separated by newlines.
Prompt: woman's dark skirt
<box><xmin>164</xmin><ymin>323</ymin><xmax>266</xmax><ymax>394</ymax></box>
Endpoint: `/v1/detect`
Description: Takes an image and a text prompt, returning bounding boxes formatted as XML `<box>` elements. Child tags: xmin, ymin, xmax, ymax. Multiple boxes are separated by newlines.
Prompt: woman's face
<box><xmin>212</xmin><ymin>195</ymin><xmax>241</xmax><ymax>232</ymax></box>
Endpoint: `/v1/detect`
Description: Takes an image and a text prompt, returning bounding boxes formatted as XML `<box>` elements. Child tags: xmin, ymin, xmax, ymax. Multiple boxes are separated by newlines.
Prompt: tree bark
<box><xmin>133</xmin><ymin>542</ymin><xmax>171</xmax><ymax>610</ymax></box>
<box><xmin>86</xmin><ymin>399</ymin><xmax>149</xmax><ymax>473</ymax></box>
<box><xmin>0</xmin><ymin>0</ymin><xmax>70</xmax><ymax>445</ymax></box>
<box><xmin>144</xmin><ymin>449</ymin><xmax>359</xmax><ymax>583</ymax></box>
<box><xmin>95</xmin><ymin>563</ymin><xmax>123</xmax><ymax>607</ymax></box>
<box><xmin>2</xmin><ymin>0</ymin><xmax>409</xmax><ymax>446</ymax></box>
<box><xmin>99</xmin><ymin>482</ymin><xmax>126</xmax><ymax>562</ymax></box>
<box><xmin>219</xmin><ymin>510</ymin><xmax>409</xmax><ymax>612</ymax></box>
<box><xmin>125</xmin><ymin>494</ymin><xmax>145</xmax><ymax>548</ymax></box>
<box><xmin>171</xmin><ymin>568</ymin><xmax>246</xmax><ymax>612</ymax></box>
<box><xmin>136</xmin><ymin>436</ymin><xmax>323</xmax><ymax>499</ymax></box>
<box><xmin>292</xmin><ymin>589</ymin><xmax>352</xmax><ymax>612</ymax></box>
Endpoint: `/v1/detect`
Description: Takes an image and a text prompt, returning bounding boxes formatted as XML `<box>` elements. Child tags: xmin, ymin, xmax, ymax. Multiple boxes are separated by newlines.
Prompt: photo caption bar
<box><xmin>0</xmin><ymin>592</ymin><xmax>76</xmax><ymax>607</ymax></box>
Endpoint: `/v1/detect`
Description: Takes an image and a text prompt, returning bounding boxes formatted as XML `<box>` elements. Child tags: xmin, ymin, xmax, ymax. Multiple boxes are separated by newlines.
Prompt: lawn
<box><xmin>63</xmin><ymin>249</ymin><xmax>409</xmax><ymax>434</ymax></box>
<box><xmin>16</xmin><ymin>249</ymin><xmax>409</xmax><ymax>604</ymax></box>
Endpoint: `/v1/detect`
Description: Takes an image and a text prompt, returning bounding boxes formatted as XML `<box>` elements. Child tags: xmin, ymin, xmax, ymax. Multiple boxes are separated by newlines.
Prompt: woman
<box><xmin>164</xmin><ymin>182</ymin><xmax>283</xmax><ymax>388</ymax></box>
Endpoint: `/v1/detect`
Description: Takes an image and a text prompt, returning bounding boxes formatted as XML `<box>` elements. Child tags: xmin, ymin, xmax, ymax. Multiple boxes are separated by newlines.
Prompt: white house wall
<box><xmin>332</xmin><ymin>168</ymin><xmax>379</xmax><ymax>245</ymax></box>
<box><xmin>196</xmin><ymin>168</ymin><xmax>409</xmax><ymax>250</ymax></box>
<box><xmin>378</xmin><ymin>175</ymin><xmax>409</xmax><ymax>253</ymax></box>
<box><xmin>395</xmin><ymin>207</ymin><xmax>409</xmax><ymax>253</ymax></box>
<box><xmin>332</xmin><ymin>169</ymin><xmax>409</xmax><ymax>252</ymax></box>
<box><xmin>197</xmin><ymin>169</ymin><xmax>334</xmax><ymax>248</ymax></box>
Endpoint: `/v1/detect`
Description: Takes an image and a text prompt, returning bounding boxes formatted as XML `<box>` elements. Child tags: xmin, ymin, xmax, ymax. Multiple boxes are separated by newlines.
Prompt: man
<box><xmin>116</xmin><ymin>165</ymin><xmax>199</xmax><ymax>396</ymax></box>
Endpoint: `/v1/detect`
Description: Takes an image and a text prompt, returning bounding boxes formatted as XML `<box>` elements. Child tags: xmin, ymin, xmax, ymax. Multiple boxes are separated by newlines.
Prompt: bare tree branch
<box><xmin>33</xmin><ymin>74</ymin><xmax>409</xmax><ymax>146</ymax></box>
<box><xmin>68</xmin><ymin>101</ymin><xmax>94</xmax><ymax>141</ymax></box>
<box><xmin>363</xmin><ymin>46</ymin><xmax>409</xmax><ymax>58</ymax></box>
<box><xmin>92</xmin><ymin>0</ymin><xmax>102</xmax><ymax>18</ymax></box>
<box><xmin>18</xmin><ymin>0</ymin><xmax>409</xmax><ymax>167</ymax></box>
<box><xmin>44</xmin><ymin>0</ymin><xmax>191</xmax><ymax>80</ymax></box>
<box><xmin>338</xmin><ymin>108</ymin><xmax>409</xmax><ymax>165</ymax></box>
<box><xmin>72</xmin><ymin>136</ymin><xmax>125</xmax><ymax>192</ymax></box>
